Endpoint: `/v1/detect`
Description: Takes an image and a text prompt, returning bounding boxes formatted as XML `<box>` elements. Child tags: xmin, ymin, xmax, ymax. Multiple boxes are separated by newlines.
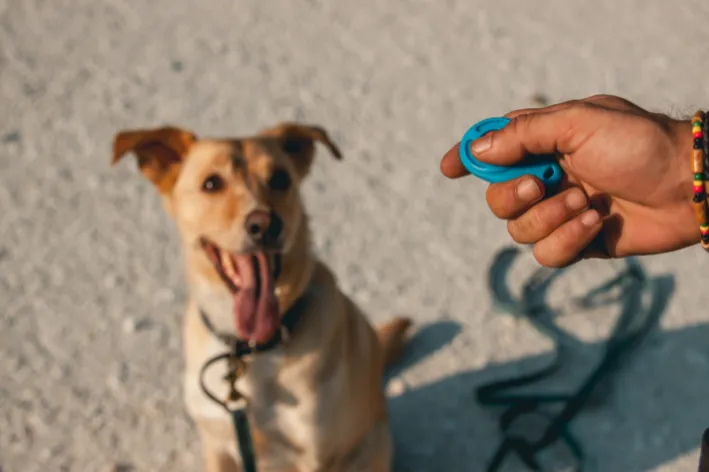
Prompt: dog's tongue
<box><xmin>232</xmin><ymin>252</ymin><xmax>279</xmax><ymax>345</ymax></box>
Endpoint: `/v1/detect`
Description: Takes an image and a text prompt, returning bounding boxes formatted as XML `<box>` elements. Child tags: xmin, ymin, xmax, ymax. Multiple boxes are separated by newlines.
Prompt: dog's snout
<box><xmin>245</xmin><ymin>210</ymin><xmax>283</xmax><ymax>244</ymax></box>
<box><xmin>245</xmin><ymin>210</ymin><xmax>270</xmax><ymax>239</ymax></box>
<box><xmin>267</xmin><ymin>212</ymin><xmax>283</xmax><ymax>241</ymax></box>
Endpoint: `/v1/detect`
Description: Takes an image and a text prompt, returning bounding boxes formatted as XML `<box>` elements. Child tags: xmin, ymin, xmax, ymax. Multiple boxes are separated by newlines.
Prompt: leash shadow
<box><xmin>388</xmin><ymin>276</ymin><xmax>709</xmax><ymax>472</ymax></box>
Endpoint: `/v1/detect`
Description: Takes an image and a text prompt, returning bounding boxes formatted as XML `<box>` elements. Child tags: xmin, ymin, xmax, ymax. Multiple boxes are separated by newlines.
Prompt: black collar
<box><xmin>199</xmin><ymin>288</ymin><xmax>311</xmax><ymax>357</ymax></box>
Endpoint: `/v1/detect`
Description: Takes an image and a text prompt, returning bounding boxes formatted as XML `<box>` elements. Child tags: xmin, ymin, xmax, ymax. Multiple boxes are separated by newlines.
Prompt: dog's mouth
<box><xmin>201</xmin><ymin>238</ymin><xmax>283</xmax><ymax>344</ymax></box>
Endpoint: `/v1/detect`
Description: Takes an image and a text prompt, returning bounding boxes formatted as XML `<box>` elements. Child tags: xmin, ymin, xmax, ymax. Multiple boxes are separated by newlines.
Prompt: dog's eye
<box><xmin>201</xmin><ymin>174</ymin><xmax>225</xmax><ymax>193</ymax></box>
<box><xmin>282</xmin><ymin>138</ymin><xmax>305</xmax><ymax>155</ymax></box>
<box><xmin>268</xmin><ymin>168</ymin><xmax>291</xmax><ymax>191</ymax></box>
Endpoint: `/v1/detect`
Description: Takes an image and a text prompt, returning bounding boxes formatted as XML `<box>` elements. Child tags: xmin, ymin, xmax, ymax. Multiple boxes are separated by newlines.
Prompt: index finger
<box><xmin>440</xmin><ymin>142</ymin><xmax>469</xmax><ymax>179</ymax></box>
<box><xmin>440</xmin><ymin>101</ymin><xmax>594</xmax><ymax>179</ymax></box>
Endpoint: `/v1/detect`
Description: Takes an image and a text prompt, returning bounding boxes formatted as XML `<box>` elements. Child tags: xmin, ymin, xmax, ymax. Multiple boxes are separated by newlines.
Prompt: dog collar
<box><xmin>198</xmin><ymin>287</ymin><xmax>311</xmax><ymax>356</ymax></box>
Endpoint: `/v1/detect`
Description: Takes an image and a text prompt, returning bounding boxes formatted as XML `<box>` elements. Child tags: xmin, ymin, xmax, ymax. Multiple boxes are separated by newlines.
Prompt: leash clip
<box><xmin>199</xmin><ymin>351</ymin><xmax>257</xmax><ymax>472</ymax></box>
<box><xmin>223</xmin><ymin>355</ymin><xmax>246</xmax><ymax>407</ymax></box>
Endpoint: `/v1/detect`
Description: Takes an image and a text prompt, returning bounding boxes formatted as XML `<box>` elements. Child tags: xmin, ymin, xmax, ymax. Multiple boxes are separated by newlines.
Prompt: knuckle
<box><xmin>530</xmin><ymin>204</ymin><xmax>547</xmax><ymax>232</ymax></box>
<box><xmin>585</xmin><ymin>94</ymin><xmax>613</xmax><ymax>103</ymax></box>
<box><xmin>509</xmin><ymin>113</ymin><xmax>530</xmax><ymax>136</ymax></box>
<box><xmin>585</xmin><ymin>95</ymin><xmax>640</xmax><ymax>115</ymax></box>
<box><xmin>564</xmin><ymin>99</ymin><xmax>584</xmax><ymax>108</ymax></box>
<box><xmin>508</xmin><ymin>114</ymin><xmax>539</xmax><ymax>151</ymax></box>
<box><xmin>559</xmin><ymin>104</ymin><xmax>596</xmax><ymax>149</ymax></box>
<box><xmin>567</xmin><ymin>101</ymin><xmax>594</xmax><ymax>117</ymax></box>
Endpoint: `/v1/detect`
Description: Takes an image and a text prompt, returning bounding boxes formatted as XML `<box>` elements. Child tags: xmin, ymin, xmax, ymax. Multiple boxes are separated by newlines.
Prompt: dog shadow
<box><xmin>386</xmin><ymin>277</ymin><xmax>708</xmax><ymax>472</ymax></box>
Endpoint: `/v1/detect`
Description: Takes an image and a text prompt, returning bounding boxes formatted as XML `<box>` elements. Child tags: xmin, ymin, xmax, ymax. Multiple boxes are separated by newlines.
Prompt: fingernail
<box><xmin>470</xmin><ymin>133</ymin><xmax>493</xmax><ymax>155</ymax></box>
<box><xmin>580</xmin><ymin>209</ymin><xmax>600</xmax><ymax>227</ymax></box>
<box><xmin>566</xmin><ymin>189</ymin><xmax>587</xmax><ymax>211</ymax></box>
<box><xmin>516</xmin><ymin>179</ymin><xmax>541</xmax><ymax>201</ymax></box>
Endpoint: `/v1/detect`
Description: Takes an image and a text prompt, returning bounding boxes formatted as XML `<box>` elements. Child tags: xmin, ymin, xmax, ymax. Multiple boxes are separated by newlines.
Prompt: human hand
<box><xmin>440</xmin><ymin>95</ymin><xmax>697</xmax><ymax>267</ymax></box>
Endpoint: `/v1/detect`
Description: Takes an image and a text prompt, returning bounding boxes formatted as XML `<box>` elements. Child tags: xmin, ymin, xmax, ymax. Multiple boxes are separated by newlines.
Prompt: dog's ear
<box><xmin>260</xmin><ymin>122</ymin><xmax>342</xmax><ymax>176</ymax></box>
<box><xmin>112</xmin><ymin>126</ymin><xmax>197</xmax><ymax>194</ymax></box>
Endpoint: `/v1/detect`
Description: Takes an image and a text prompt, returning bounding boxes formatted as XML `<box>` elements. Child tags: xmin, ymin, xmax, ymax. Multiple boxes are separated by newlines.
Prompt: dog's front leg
<box><xmin>203</xmin><ymin>451</ymin><xmax>240</xmax><ymax>472</ymax></box>
<box><xmin>197</xmin><ymin>422</ymin><xmax>241</xmax><ymax>472</ymax></box>
<box><xmin>201</xmin><ymin>439</ymin><xmax>241</xmax><ymax>472</ymax></box>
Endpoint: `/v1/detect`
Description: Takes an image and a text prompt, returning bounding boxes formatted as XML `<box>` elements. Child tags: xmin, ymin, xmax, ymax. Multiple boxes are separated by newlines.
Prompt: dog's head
<box><xmin>112</xmin><ymin>122</ymin><xmax>341</xmax><ymax>344</ymax></box>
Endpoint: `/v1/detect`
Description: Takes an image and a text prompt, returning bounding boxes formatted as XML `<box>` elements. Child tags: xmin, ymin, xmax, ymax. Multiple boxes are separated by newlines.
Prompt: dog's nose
<box><xmin>245</xmin><ymin>210</ymin><xmax>283</xmax><ymax>244</ymax></box>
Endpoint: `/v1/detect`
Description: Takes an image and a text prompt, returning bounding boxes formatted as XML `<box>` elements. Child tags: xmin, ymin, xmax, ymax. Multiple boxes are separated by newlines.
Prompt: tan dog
<box><xmin>112</xmin><ymin>122</ymin><xmax>412</xmax><ymax>472</ymax></box>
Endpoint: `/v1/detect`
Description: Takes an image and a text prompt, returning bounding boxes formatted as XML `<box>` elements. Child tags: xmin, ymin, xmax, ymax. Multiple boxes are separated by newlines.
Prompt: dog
<box><xmin>112</xmin><ymin>122</ymin><xmax>412</xmax><ymax>472</ymax></box>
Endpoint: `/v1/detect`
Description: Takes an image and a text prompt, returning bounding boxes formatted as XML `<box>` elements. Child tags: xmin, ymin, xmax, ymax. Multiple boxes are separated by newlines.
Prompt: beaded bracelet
<box><xmin>705</xmin><ymin>111</ymin><xmax>709</xmax><ymax>157</ymax></box>
<box><xmin>691</xmin><ymin>111</ymin><xmax>709</xmax><ymax>250</ymax></box>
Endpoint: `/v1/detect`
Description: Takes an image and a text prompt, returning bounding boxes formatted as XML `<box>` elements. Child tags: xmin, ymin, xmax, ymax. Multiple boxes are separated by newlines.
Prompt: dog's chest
<box><xmin>184</xmin><ymin>334</ymin><xmax>332</xmax><ymax>469</ymax></box>
<box><xmin>245</xmin><ymin>355</ymin><xmax>326</xmax><ymax>459</ymax></box>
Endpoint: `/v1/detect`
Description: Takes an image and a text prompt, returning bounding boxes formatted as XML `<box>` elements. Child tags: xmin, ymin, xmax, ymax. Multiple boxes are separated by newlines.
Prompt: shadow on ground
<box><xmin>387</xmin><ymin>285</ymin><xmax>708</xmax><ymax>471</ymax></box>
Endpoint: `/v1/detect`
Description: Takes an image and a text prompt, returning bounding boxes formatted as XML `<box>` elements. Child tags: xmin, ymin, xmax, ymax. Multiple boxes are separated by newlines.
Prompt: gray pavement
<box><xmin>2</xmin><ymin>0</ymin><xmax>709</xmax><ymax>471</ymax></box>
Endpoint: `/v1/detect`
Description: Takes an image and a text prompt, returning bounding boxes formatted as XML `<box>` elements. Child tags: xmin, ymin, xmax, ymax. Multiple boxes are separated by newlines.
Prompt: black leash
<box><xmin>197</xmin><ymin>290</ymin><xmax>311</xmax><ymax>472</ymax></box>
<box><xmin>475</xmin><ymin>247</ymin><xmax>672</xmax><ymax>472</ymax></box>
<box><xmin>199</xmin><ymin>352</ymin><xmax>257</xmax><ymax>472</ymax></box>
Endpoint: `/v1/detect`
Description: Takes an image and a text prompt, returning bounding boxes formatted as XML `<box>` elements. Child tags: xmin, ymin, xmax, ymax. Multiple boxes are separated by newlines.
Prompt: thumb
<box><xmin>471</xmin><ymin>107</ymin><xmax>592</xmax><ymax>166</ymax></box>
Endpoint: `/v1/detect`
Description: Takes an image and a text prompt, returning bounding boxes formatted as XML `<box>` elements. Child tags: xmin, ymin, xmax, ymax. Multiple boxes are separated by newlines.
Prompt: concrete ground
<box><xmin>2</xmin><ymin>0</ymin><xmax>709</xmax><ymax>471</ymax></box>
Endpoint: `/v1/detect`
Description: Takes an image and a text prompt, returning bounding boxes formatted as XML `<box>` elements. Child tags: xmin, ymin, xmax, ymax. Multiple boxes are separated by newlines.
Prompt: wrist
<box><xmin>670</xmin><ymin>118</ymin><xmax>702</xmax><ymax>247</ymax></box>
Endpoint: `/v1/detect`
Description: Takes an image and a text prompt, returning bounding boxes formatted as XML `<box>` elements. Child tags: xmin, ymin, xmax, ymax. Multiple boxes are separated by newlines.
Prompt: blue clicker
<box><xmin>458</xmin><ymin>117</ymin><xmax>563</xmax><ymax>188</ymax></box>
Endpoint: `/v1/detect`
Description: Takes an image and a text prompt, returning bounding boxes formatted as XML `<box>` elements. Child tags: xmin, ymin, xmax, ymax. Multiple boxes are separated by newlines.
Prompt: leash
<box><xmin>199</xmin><ymin>352</ymin><xmax>257</xmax><ymax>472</ymax></box>
<box><xmin>197</xmin><ymin>290</ymin><xmax>311</xmax><ymax>472</ymax></box>
<box><xmin>475</xmin><ymin>247</ymin><xmax>671</xmax><ymax>472</ymax></box>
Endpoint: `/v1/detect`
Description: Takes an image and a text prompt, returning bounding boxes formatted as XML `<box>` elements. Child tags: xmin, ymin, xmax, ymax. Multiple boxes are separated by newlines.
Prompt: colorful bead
<box><xmin>695</xmin><ymin>203</ymin><xmax>709</xmax><ymax>224</ymax></box>
<box><xmin>691</xmin><ymin>111</ymin><xmax>709</xmax><ymax>252</ymax></box>
<box><xmin>692</xmin><ymin>149</ymin><xmax>705</xmax><ymax>172</ymax></box>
